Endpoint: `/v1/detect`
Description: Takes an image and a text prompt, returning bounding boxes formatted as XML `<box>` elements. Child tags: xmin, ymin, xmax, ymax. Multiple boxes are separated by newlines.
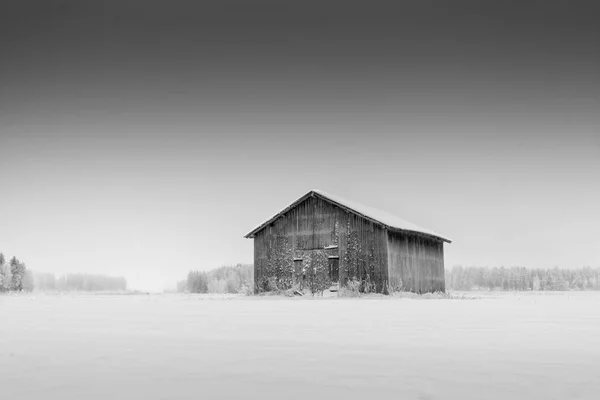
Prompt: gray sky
<box><xmin>1</xmin><ymin>0</ymin><xmax>599</xmax><ymax>291</ymax></box>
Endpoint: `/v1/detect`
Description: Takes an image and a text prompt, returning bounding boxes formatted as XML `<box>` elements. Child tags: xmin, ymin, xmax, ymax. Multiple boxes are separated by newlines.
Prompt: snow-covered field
<box><xmin>1</xmin><ymin>292</ymin><xmax>599</xmax><ymax>400</ymax></box>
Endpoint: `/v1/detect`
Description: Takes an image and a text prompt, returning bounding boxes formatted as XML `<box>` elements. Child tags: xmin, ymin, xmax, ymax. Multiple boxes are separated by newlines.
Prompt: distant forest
<box><xmin>33</xmin><ymin>272</ymin><xmax>128</xmax><ymax>292</ymax></box>
<box><xmin>446</xmin><ymin>266</ymin><xmax>600</xmax><ymax>291</ymax></box>
<box><xmin>177</xmin><ymin>264</ymin><xmax>253</xmax><ymax>294</ymax></box>
<box><xmin>1</xmin><ymin>250</ymin><xmax>128</xmax><ymax>293</ymax></box>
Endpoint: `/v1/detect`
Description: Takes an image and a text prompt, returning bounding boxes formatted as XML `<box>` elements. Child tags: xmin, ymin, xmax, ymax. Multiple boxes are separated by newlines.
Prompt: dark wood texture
<box><xmin>252</xmin><ymin>193</ymin><xmax>446</xmax><ymax>294</ymax></box>
<box><xmin>387</xmin><ymin>232</ymin><xmax>445</xmax><ymax>293</ymax></box>
<box><xmin>253</xmin><ymin>194</ymin><xmax>388</xmax><ymax>292</ymax></box>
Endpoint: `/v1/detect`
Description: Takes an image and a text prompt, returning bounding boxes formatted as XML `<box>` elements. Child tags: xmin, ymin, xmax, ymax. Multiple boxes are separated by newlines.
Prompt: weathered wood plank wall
<box><xmin>253</xmin><ymin>195</ymin><xmax>389</xmax><ymax>292</ymax></box>
<box><xmin>386</xmin><ymin>232</ymin><xmax>445</xmax><ymax>293</ymax></box>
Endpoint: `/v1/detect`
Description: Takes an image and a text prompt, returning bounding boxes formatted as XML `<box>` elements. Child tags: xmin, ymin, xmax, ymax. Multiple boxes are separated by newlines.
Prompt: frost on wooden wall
<box><xmin>294</xmin><ymin>250</ymin><xmax>330</xmax><ymax>294</ymax></box>
<box><xmin>253</xmin><ymin>196</ymin><xmax>393</xmax><ymax>294</ymax></box>
<box><xmin>255</xmin><ymin>235</ymin><xmax>293</xmax><ymax>291</ymax></box>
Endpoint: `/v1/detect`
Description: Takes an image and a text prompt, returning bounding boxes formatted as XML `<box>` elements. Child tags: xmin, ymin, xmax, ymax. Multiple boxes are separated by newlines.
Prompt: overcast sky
<box><xmin>1</xmin><ymin>0</ymin><xmax>599</xmax><ymax>291</ymax></box>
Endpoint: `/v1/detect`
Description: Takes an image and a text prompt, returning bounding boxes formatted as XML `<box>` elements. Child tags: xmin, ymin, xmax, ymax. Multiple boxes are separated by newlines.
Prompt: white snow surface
<box><xmin>1</xmin><ymin>292</ymin><xmax>600</xmax><ymax>400</ymax></box>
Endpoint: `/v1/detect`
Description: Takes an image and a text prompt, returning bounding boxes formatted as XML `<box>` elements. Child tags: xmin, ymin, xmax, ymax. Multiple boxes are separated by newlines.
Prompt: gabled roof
<box><xmin>244</xmin><ymin>189</ymin><xmax>451</xmax><ymax>243</ymax></box>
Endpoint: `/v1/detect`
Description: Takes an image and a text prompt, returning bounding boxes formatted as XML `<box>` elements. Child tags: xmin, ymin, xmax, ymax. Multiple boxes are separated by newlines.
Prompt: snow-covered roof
<box><xmin>244</xmin><ymin>189</ymin><xmax>451</xmax><ymax>243</ymax></box>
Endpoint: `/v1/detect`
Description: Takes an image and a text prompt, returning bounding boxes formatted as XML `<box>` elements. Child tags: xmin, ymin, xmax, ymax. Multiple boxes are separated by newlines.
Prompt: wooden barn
<box><xmin>245</xmin><ymin>190</ymin><xmax>451</xmax><ymax>294</ymax></box>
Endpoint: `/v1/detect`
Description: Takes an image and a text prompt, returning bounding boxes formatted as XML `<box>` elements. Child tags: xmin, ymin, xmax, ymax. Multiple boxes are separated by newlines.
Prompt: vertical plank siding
<box><xmin>253</xmin><ymin>195</ymin><xmax>389</xmax><ymax>293</ymax></box>
<box><xmin>386</xmin><ymin>232</ymin><xmax>446</xmax><ymax>293</ymax></box>
<box><xmin>253</xmin><ymin>193</ymin><xmax>446</xmax><ymax>294</ymax></box>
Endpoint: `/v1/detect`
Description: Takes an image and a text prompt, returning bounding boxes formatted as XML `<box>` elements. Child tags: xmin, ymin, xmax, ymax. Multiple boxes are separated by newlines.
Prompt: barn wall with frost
<box><xmin>248</xmin><ymin>191</ymin><xmax>448</xmax><ymax>294</ymax></box>
<box><xmin>253</xmin><ymin>195</ymin><xmax>389</xmax><ymax>293</ymax></box>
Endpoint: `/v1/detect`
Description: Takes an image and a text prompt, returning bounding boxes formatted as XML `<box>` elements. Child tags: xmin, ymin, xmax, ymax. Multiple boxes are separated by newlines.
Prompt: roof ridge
<box><xmin>245</xmin><ymin>189</ymin><xmax>451</xmax><ymax>242</ymax></box>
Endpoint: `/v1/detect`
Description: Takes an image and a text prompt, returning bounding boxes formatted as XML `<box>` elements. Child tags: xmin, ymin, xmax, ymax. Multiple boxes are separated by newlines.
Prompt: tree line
<box><xmin>446</xmin><ymin>266</ymin><xmax>600</xmax><ymax>291</ymax></box>
<box><xmin>0</xmin><ymin>253</ymin><xmax>34</xmax><ymax>292</ymax></box>
<box><xmin>33</xmin><ymin>272</ymin><xmax>128</xmax><ymax>292</ymax></box>
<box><xmin>1</xmin><ymin>251</ymin><xmax>127</xmax><ymax>293</ymax></box>
<box><xmin>177</xmin><ymin>264</ymin><xmax>253</xmax><ymax>294</ymax></box>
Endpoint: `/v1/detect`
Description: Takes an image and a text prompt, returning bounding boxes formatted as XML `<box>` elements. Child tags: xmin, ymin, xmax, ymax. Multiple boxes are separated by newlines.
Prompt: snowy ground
<box><xmin>1</xmin><ymin>292</ymin><xmax>599</xmax><ymax>400</ymax></box>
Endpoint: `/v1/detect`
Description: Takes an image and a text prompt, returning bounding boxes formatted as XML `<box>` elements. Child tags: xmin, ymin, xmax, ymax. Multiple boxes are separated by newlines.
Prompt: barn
<box><xmin>245</xmin><ymin>190</ymin><xmax>451</xmax><ymax>294</ymax></box>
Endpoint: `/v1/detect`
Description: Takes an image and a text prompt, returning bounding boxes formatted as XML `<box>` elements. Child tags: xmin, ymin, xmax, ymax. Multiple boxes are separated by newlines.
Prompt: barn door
<box><xmin>328</xmin><ymin>257</ymin><xmax>339</xmax><ymax>283</ymax></box>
